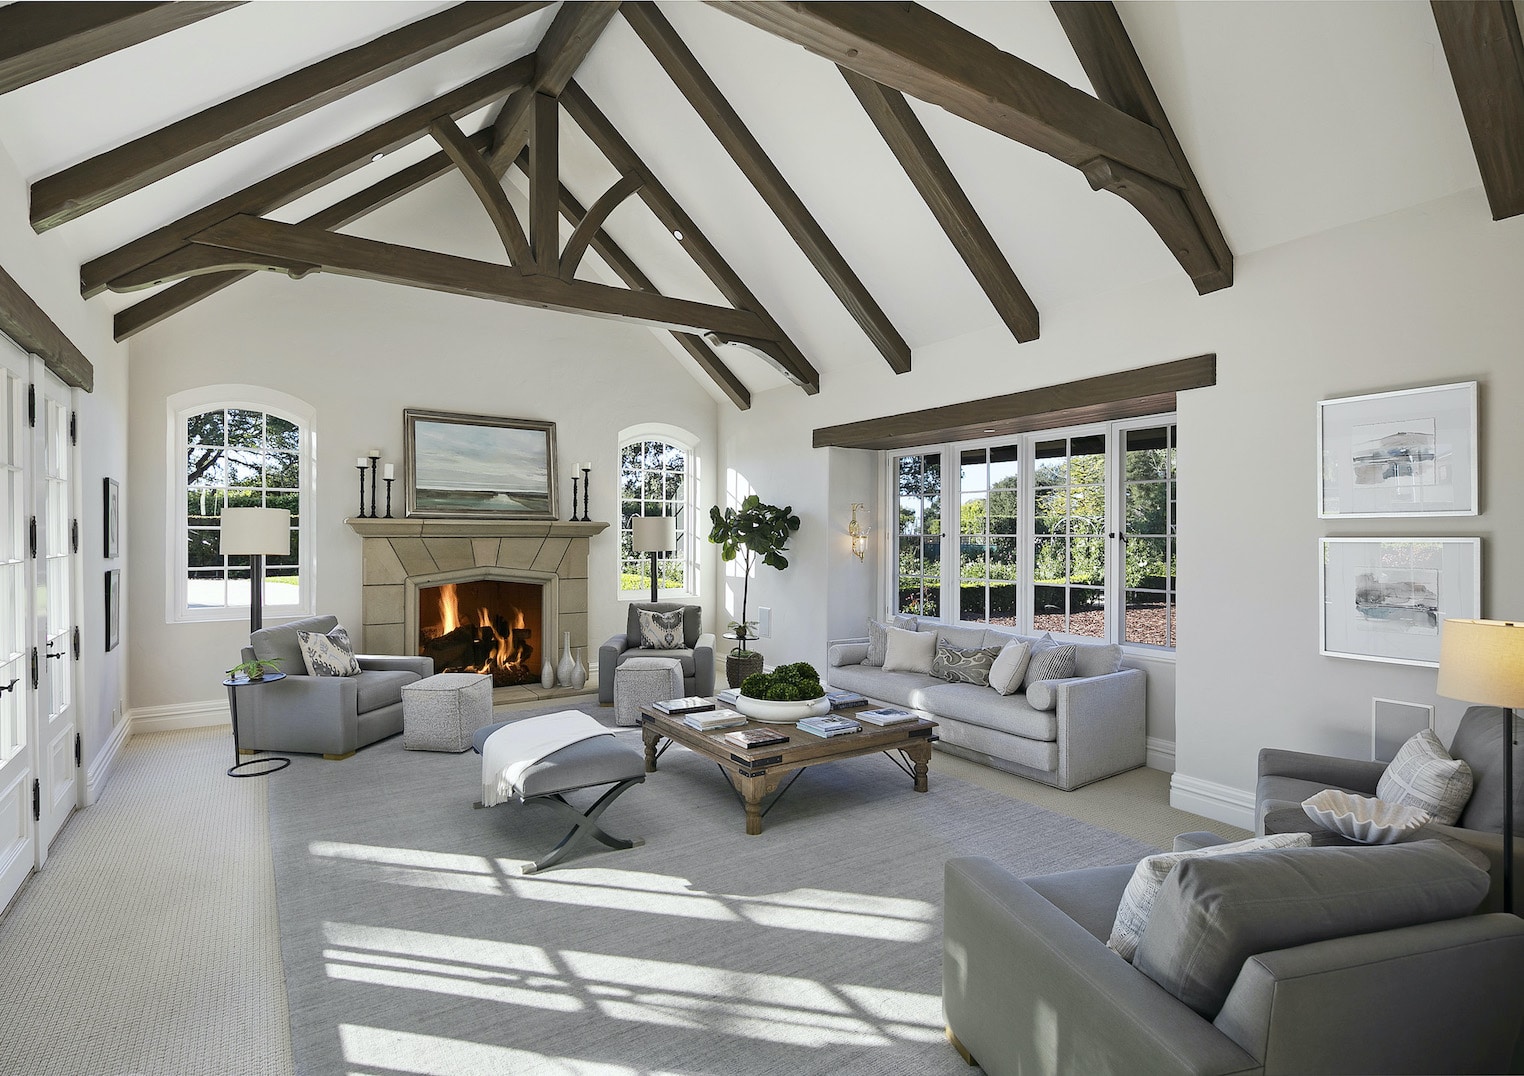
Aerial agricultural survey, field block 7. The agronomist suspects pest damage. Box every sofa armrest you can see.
[358,654,433,677]
[828,641,869,667]
[1429,826,1524,915]
[1256,747,1385,795]
[1051,668,1147,790]
[945,857,1258,1075]
[234,673,360,755]
[693,633,716,697]
[598,634,631,704]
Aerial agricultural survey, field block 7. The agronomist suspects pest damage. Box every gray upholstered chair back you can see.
[250,614,339,674]
[1452,705,1524,833]
[625,602,700,649]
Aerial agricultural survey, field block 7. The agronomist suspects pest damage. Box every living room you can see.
[1,2,1522,1073]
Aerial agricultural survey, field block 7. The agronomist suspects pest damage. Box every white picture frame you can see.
[1320,537,1481,667]
[1317,381,1478,517]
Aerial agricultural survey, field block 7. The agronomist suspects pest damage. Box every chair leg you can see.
[946,1027,977,1067]
[520,778,644,874]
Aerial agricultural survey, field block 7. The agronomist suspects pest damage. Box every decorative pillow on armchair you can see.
[297,625,361,677]
[1376,729,1473,826]
[637,608,686,650]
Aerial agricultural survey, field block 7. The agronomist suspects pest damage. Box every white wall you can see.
[0,144,131,793]
[718,187,1524,827]
[125,174,720,715]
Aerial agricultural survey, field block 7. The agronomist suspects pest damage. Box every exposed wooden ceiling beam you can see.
[30,2,546,232]
[712,1,1183,186]
[1432,0,1524,221]
[0,261,93,390]
[560,173,643,281]
[0,2,241,97]
[186,215,780,339]
[529,93,561,273]
[1052,1,1232,293]
[561,81,820,393]
[488,1,622,175]
[429,116,532,267]
[622,2,911,375]
[839,68,1039,343]
[113,133,490,341]
[813,354,1215,450]
[81,56,534,297]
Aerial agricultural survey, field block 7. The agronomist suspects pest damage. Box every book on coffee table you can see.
[653,696,716,716]
[826,690,869,709]
[723,726,789,749]
[797,715,862,738]
[856,707,917,726]
[683,708,747,730]
[715,688,741,706]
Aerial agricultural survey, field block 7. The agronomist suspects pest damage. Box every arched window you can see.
[618,426,697,599]
[167,386,315,623]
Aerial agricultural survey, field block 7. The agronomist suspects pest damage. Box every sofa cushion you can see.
[1025,678,1062,712]
[1377,729,1473,826]
[987,641,1032,695]
[637,608,686,650]
[1134,841,1490,1019]
[933,623,988,650]
[616,647,696,678]
[297,625,361,677]
[1106,833,1312,962]
[931,643,1001,685]
[982,627,1040,652]
[915,682,1056,741]
[356,669,421,714]
[251,614,339,672]
[825,664,939,708]
[1451,705,1524,833]
[1073,642,1124,678]
[883,627,937,673]
[1026,863,1136,943]
[625,602,699,648]
[1023,643,1075,688]
[1257,774,1371,827]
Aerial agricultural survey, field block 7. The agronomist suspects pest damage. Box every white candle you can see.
[579,461,592,471]
[367,449,381,459]
[383,464,394,480]
[356,457,367,468]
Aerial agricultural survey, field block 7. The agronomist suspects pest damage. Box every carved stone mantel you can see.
[345,518,609,539]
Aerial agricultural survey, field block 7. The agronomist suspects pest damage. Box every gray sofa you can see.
[598,601,715,705]
[235,614,433,758]
[944,837,1524,1075]
[826,617,1145,790]
[1257,704,1524,914]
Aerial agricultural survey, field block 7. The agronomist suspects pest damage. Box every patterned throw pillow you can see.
[1106,833,1313,962]
[1376,729,1474,826]
[1023,643,1076,689]
[637,609,685,650]
[931,644,1002,686]
[987,641,1032,695]
[297,625,361,677]
[864,615,918,667]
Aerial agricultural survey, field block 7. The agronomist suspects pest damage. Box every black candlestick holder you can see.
[356,463,368,517]
[383,477,394,518]
[581,466,591,521]
[569,476,582,522]
[368,456,380,518]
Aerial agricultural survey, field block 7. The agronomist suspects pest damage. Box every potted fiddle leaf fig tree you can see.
[708,494,801,687]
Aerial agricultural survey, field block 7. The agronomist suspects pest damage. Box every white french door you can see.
[0,337,35,909]
[34,363,76,856]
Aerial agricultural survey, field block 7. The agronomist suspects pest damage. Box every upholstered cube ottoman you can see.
[613,656,684,727]
[402,672,494,752]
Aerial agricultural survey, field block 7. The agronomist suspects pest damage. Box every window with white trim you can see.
[168,388,315,623]
[618,429,697,598]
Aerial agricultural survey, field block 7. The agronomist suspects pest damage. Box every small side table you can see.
[223,673,292,778]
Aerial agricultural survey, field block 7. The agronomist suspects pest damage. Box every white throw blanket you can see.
[480,710,615,807]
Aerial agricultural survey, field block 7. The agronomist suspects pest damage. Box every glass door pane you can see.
[956,444,1020,626]
[1032,434,1107,637]
[1123,425,1177,647]
[894,452,941,617]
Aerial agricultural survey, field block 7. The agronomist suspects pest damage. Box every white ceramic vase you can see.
[541,658,555,689]
[570,647,587,690]
[556,631,575,686]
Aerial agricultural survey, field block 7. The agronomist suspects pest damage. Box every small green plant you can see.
[741,661,824,702]
[227,657,282,681]
[727,619,759,642]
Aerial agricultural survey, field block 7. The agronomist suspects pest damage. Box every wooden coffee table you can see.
[638,704,938,835]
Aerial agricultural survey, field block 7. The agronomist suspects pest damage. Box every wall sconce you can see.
[848,502,868,561]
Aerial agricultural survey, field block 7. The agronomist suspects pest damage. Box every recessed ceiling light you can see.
[671,229,683,241]
[371,151,385,163]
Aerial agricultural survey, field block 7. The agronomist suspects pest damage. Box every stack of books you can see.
[716,688,741,706]
[723,726,789,749]
[683,708,747,731]
[826,689,870,709]
[797,715,862,738]
[856,707,918,726]
[653,697,715,716]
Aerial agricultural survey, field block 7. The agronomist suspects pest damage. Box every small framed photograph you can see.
[103,478,119,558]
[104,569,121,652]
[1320,537,1481,667]
[1318,381,1478,517]
[404,409,557,519]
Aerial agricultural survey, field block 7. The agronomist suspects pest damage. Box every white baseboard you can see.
[1170,772,1256,832]
[130,698,230,735]
[83,716,132,807]
[1145,736,1176,772]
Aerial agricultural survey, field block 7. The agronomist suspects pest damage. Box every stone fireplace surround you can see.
[347,518,608,703]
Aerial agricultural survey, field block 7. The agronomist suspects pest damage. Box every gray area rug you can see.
[268,702,1157,1075]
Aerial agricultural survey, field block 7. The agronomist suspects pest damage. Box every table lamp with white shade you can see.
[631,516,677,603]
[1436,617,1524,914]
[220,506,291,634]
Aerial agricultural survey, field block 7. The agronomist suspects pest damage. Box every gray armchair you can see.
[598,602,714,704]
[234,615,433,759]
[1257,705,1523,913]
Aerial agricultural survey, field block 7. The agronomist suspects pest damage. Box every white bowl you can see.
[733,694,832,724]
[1302,789,1431,844]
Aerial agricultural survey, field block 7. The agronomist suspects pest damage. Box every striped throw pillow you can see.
[1023,643,1076,689]
[1376,729,1474,826]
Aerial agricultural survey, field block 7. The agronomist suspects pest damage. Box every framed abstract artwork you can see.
[1318,382,1478,517]
[404,409,557,520]
[103,478,119,558]
[105,569,121,652]
[1319,537,1480,667]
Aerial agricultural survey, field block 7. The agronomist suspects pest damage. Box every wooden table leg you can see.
[907,742,932,793]
[738,772,766,835]
[641,724,659,773]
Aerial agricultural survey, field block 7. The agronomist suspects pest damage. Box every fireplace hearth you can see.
[418,580,543,686]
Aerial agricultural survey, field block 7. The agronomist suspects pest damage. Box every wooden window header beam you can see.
[0,264,94,391]
[812,354,1214,450]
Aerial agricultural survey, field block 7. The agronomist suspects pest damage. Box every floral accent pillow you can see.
[931,644,1003,686]
[296,625,361,677]
[638,609,686,650]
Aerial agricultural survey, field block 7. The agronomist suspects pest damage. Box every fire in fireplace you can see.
[418,580,543,687]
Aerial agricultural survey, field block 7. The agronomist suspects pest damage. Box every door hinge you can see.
[26,385,35,428]
[69,410,77,445]
[28,516,36,558]
[31,779,39,822]
[74,732,81,768]
[30,647,38,689]
[72,626,80,660]
[70,518,78,554]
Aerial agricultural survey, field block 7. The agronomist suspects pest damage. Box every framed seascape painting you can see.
[1320,538,1480,667]
[404,409,557,520]
[1318,381,1478,517]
